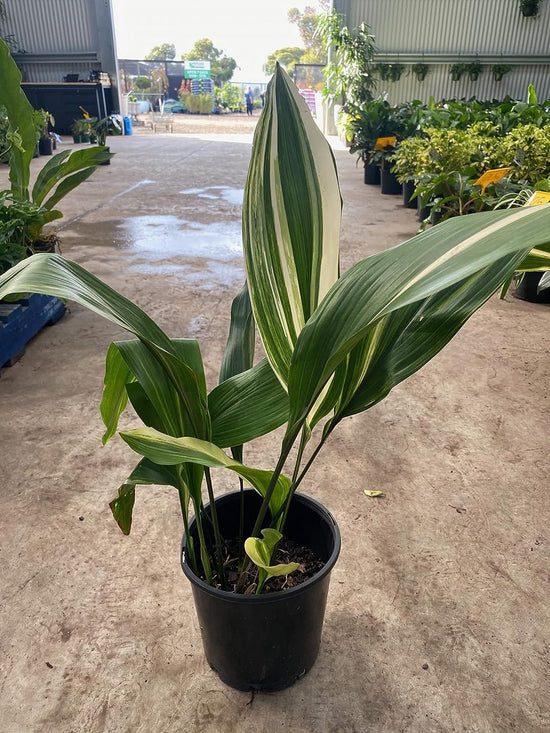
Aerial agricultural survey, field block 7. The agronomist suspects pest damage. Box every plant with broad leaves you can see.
[1,63,550,593]
[0,39,112,249]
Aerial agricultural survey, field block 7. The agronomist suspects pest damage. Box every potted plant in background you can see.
[520,0,541,16]
[34,108,55,155]
[70,117,91,143]
[450,63,467,81]
[2,62,550,692]
[492,64,513,82]
[411,62,429,82]
[467,62,483,81]
[89,113,122,163]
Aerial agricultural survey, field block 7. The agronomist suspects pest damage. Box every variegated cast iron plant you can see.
[1,64,550,592]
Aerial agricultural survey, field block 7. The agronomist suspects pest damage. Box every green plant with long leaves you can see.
[1,65,550,595]
[317,10,377,108]
[0,39,112,245]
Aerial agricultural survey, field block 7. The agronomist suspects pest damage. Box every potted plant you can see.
[466,62,483,81]
[2,63,550,691]
[450,63,467,81]
[34,108,55,155]
[520,0,541,16]
[70,117,91,143]
[89,114,122,163]
[492,64,512,82]
[411,62,429,82]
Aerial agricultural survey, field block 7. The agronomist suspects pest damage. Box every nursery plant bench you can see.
[150,113,174,133]
[0,293,66,369]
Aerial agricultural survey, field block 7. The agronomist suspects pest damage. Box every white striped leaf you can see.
[286,205,550,437]
[243,63,341,388]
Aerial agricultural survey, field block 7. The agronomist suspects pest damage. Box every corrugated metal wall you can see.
[342,0,550,102]
[0,0,118,94]
[2,0,97,55]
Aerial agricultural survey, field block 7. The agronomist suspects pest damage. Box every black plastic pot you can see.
[417,196,431,222]
[514,272,550,303]
[380,165,402,195]
[364,163,381,185]
[181,489,341,691]
[38,137,53,155]
[402,179,417,208]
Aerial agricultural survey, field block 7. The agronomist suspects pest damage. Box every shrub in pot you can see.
[2,62,550,691]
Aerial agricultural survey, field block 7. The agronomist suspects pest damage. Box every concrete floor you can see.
[0,119,549,732]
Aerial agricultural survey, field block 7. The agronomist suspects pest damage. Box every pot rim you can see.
[180,489,341,604]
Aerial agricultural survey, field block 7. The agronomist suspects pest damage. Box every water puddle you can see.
[117,215,243,260]
[116,215,244,284]
[179,185,244,206]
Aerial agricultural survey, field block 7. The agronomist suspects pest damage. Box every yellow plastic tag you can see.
[375,135,397,150]
[474,168,511,192]
[525,191,550,207]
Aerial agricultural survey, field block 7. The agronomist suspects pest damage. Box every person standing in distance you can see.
[245,87,254,116]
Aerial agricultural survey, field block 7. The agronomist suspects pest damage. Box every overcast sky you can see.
[110,0,308,83]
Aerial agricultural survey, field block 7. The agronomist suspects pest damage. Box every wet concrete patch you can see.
[179,186,244,206]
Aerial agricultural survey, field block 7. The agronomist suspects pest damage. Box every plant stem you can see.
[177,482,197,575]
[204,467,227,589]
[192,496,213,585]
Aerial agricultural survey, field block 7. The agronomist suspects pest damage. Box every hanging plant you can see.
[492,64,512,81]
[389,63,405,82]
[520,0,541,16]
[467,62,483,81]
[449,63,467,81]
[375,63,392,81]
[411,63,429,82]
[375,63,405,82]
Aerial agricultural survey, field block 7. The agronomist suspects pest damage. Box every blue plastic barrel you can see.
[123,116,133,135]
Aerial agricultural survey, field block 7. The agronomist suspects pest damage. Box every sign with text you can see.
[184,60,211,79]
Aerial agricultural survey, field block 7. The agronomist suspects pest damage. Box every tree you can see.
[263,47,304,76]
[287,3,329,64]
[182,38,237,85]
[145,43,176,61]
[133,76,151,91]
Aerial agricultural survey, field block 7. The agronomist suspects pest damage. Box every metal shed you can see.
[0,0,120,133]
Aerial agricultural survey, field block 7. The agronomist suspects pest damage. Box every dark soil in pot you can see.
[181,489,341,691]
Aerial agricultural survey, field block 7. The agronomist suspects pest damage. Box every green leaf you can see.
[209,358,288,448]
[242,64,341,388]
[219,282,255,384]
[32,147,112,208]
[118,427,291,518]
[0,39,36,198]
[244,528,299,577]
[286,205,550,437]
[100,343,133,444]
[0,254,209,440]
[109,483,136,535]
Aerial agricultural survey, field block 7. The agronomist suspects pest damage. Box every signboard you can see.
[525,191,550,206]
[474,167,511,193]
[184,60,211,80]
[374,136,397,150]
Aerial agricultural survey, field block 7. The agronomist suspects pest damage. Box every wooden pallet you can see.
[0,293,66,368]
